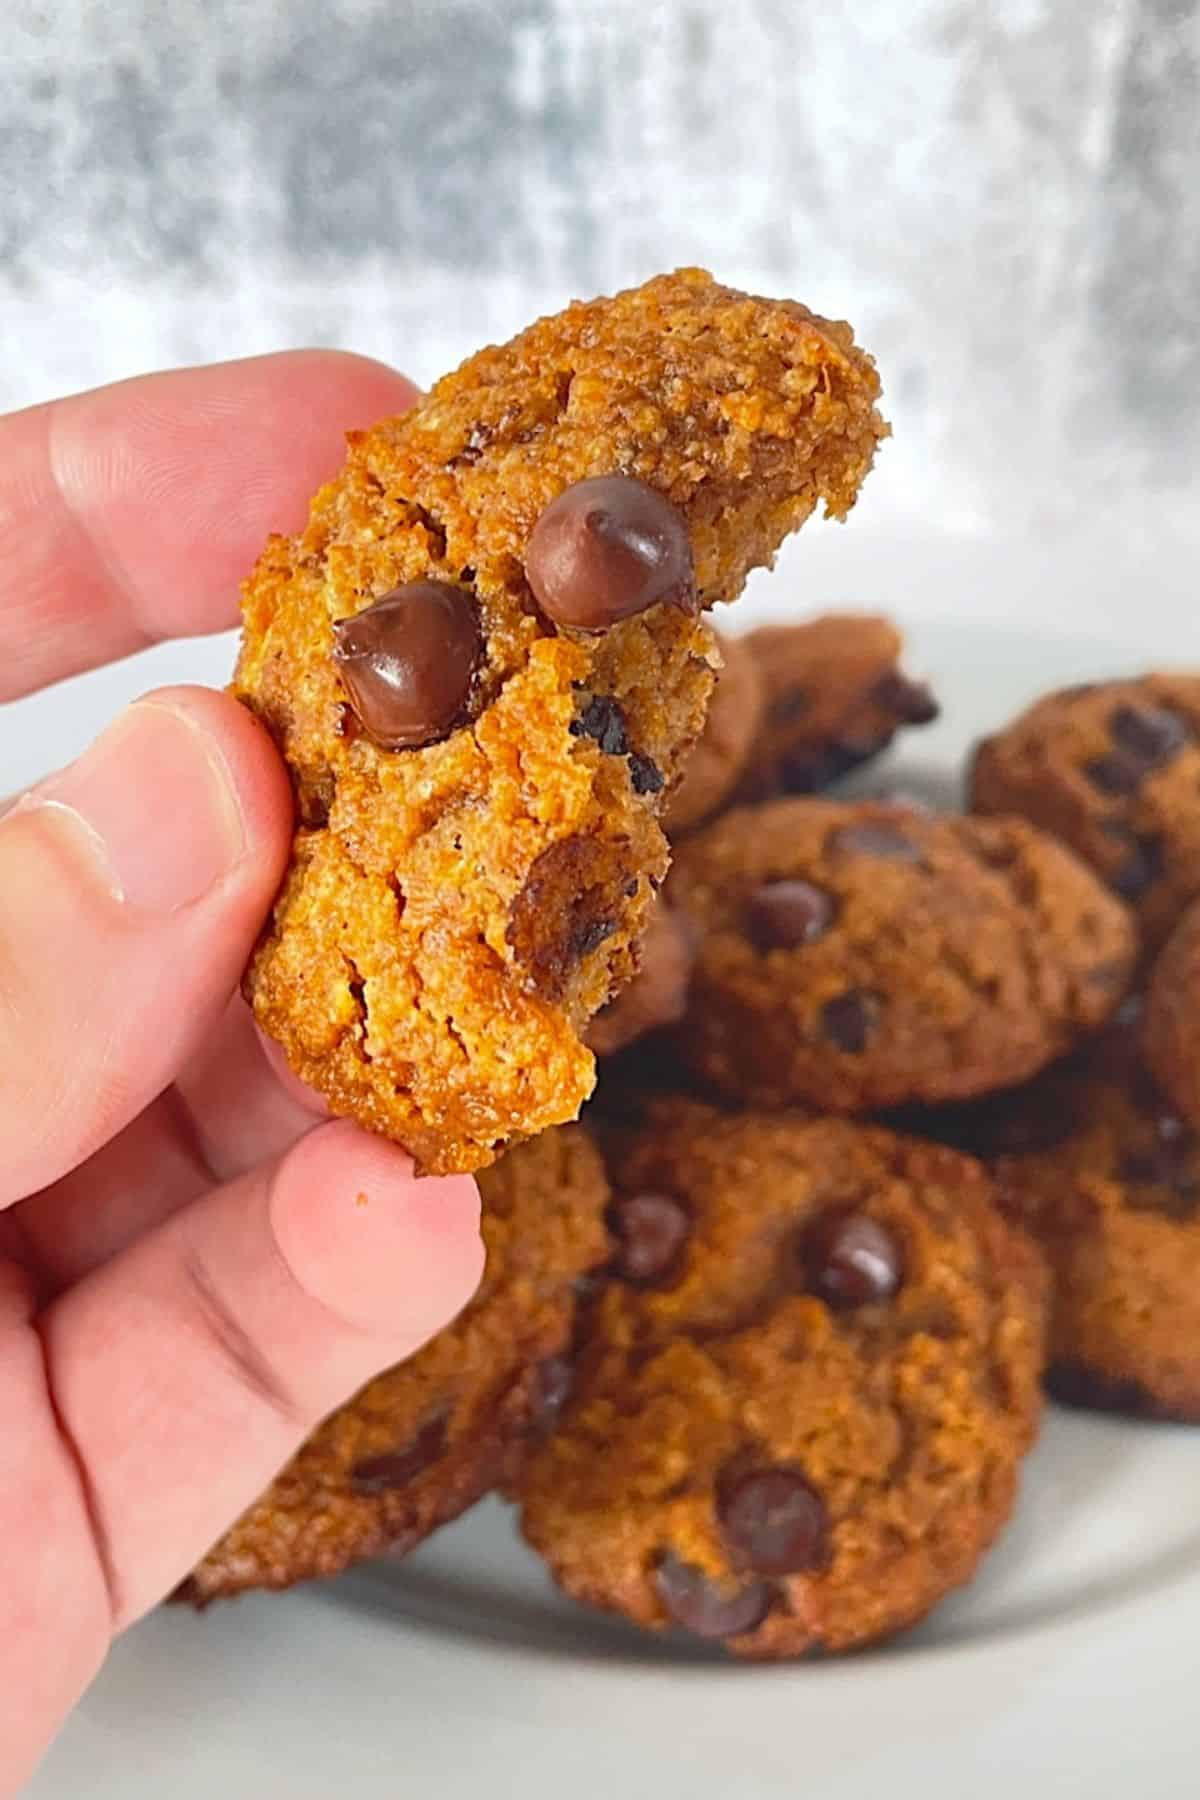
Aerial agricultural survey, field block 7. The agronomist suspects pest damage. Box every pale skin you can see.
[0,352,487,1791]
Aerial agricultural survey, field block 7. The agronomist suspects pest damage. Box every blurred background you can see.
[3,0,1198,634]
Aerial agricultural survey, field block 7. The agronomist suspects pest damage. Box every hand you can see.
[0,353,485,1790]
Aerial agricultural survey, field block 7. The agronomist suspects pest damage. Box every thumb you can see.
[0,685,293,1205]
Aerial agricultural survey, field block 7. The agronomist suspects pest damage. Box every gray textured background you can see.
[4,0,1200,539]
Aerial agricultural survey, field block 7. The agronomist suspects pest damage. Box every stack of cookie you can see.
[183,269,1198,1663]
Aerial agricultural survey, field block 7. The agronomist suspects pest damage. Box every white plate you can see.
[27,532,1200,1798]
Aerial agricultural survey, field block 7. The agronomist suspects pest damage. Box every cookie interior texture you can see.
[235,268,887,1173]
[183,1127,610,1602]
[518,1102,1046,1658]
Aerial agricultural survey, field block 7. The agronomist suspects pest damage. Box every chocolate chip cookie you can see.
[235,269,886,1174]
[585,901,695,1057]
[739,613,938,799]
[934,1031,1200,1422]
[1144,898,1200,1132]
[970,675,1200,949]
[666,798,1135,1112]
[664,631,765,833]
[183,1126,610,1602]
[517,1102,1046,1657]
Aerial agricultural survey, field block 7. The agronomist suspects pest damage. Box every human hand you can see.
[0,353,485,1791]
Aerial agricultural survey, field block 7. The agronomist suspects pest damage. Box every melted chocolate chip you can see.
[746,880,836,951]
[629,752,665,795]
[871,669,940,725]
[829,820,923,861]
[654,1553,772,1639]
[717,1467,829,1575]
[332,582,481,751]
[1110,704,1190,767]
[820,989,882,1052]
[570,694,630,756]
[609,1192,691,1286]
[525,475,696,632]
[573,916,618,960]
[350,1413,449,1494]
[803,1208,904,1307]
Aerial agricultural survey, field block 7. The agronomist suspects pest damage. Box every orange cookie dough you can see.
[971,675,1200,949]
[183,1127,609,1602]
[667,798,1135,1112]
[235,270,886,1173]
[518,1103,1046,1657]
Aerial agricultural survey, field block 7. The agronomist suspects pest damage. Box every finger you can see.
[16,999,323,1295]
[34,1121,483,1630]
[0,349,418,699]
[0,684,292,1206]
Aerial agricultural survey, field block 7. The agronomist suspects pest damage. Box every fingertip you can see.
[269,1120,485,1347]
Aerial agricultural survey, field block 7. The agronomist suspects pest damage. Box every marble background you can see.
[3,0,1199,544]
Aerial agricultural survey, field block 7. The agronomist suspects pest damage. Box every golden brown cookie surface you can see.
[237,270,886,1173]
[971,675,1200,949]
[518,1103,1045,1657]
[183,1127,610,1603]
[667,798,1135,1112]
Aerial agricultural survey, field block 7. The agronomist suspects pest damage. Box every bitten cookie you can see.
[183,1127,610,1602]
[236,269,886,1174]
[1144,898,1200,1131]
[739,612,938,798]
[667,798,1135,1112]
[970,675,1200,949]
[928,1030,1200,1423]
[518,1103,1046,1658]
[664,631,765,833]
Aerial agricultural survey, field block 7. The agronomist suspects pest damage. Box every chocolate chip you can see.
[628,752,665,795]
[570,694,630,756]
[1110,704,1190,767]
[829,820,923,861]
[573,916,617,959]
[779,735,890,794]
[1102,825,1164,901]
[350,1413,449,1494]
[717,1467,829,1575]
[802,1209,903,1307]
[332,582,481,751]
[871,669,940,725]
[820,989,882,1053]
[525,475,696,632]
[1084,753,1142,796]
[529,1356,575,1432]
[609,1192,691,1286]
[746,880,836,951]
[654,1553,772,1639]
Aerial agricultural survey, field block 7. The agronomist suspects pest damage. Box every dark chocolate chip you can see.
[529,1356,575,1431]
[828,820,924,861]
[332,582,481,751]
[802,1208,904,1307]
[609,1191,691,1286]
[350,1413,449,1494]
[746,880,836,951]
[780,735,890,794]
[654,1553,772,1639]
[570,694,631,756]
[525,475,696,632]
[820,989,882,1052]
[1110,703,1191,767]
[1084,753,1142,797]
[628,752,665,795]
[871,669,940,725]
[1102,825,1164,901]
[717,1467,829,1575]
[573,916,618,960]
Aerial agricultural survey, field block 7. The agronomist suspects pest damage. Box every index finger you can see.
[0,350,419,700]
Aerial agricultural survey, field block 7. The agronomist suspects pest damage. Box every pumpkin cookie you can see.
[235,269,885,1174]
[1144,899,1200,1132]
[740,613,938,798]
[184,1127,610,1602]
[667,798,1135,1112]
[585,901,695,1057]
[518,1103,1046,1657]
[664,631,765,833]
[971,675,1200,949]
